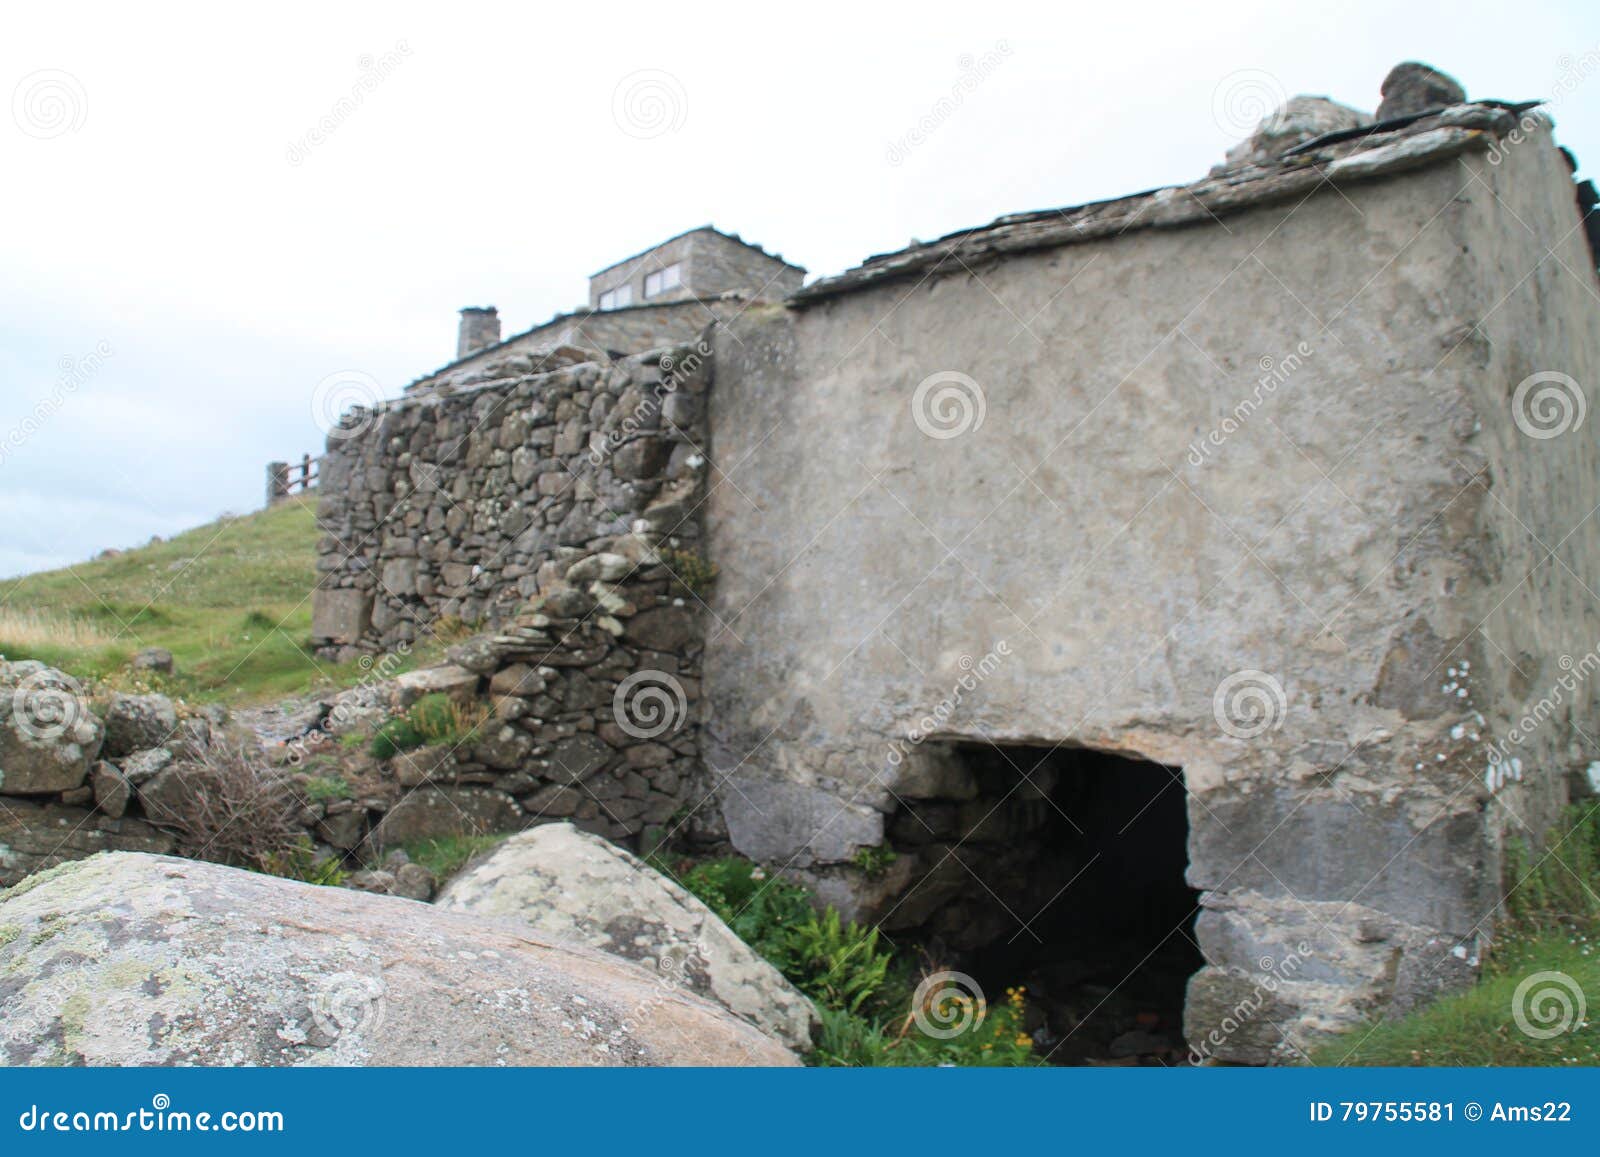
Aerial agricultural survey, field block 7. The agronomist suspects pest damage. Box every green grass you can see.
[0,498,441,704]
[370,693,488,758]
[399,834,510,880]
[1312,803,1600,1066]
[1308,934,1597,1066]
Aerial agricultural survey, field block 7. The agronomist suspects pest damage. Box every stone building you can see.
[311,63,1600,1062]
[405,226,802,394]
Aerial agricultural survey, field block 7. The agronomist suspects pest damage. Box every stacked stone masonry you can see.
[312,339,718,851]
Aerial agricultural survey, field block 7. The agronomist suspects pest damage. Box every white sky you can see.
[3,0,1597,577]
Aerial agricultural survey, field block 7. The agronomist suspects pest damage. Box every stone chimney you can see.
[457,306,500,360]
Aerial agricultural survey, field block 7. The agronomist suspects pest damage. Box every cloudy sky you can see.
[3,0,1597,577]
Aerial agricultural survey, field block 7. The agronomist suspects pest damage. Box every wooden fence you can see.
[265,455,320,505]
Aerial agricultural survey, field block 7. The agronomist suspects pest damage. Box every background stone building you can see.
[404,227,802,395]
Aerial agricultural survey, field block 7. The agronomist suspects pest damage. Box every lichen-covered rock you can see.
[0,852,798,1066]
[437,822,817,1051]
[101,693,178,760]
[0,660,103,796]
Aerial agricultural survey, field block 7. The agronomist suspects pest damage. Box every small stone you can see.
[489,664,546,697]
[1375,61,1466,121]
[119,747,174,784]
[131,647,175,674]
[102,694,178,760]
[91,761,131,818]
[392,861,437,900]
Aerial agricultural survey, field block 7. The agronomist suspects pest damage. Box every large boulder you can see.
[437,823,817,1051]
[0,852,797,1066]
[101,693,178,759]
[0,660,103,795]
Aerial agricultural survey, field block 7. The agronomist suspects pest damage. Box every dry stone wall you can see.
[311,339,719,851]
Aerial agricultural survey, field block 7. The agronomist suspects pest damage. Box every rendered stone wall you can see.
[700,128,1600,1058]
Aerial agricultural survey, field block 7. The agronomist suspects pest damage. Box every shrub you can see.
[147,734,303,871]
[771,907,893,1014]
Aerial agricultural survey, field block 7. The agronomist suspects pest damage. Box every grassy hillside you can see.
[0,497,413,703]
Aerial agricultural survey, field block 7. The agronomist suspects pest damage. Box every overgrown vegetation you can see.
[661,855,1033,1066]
[369,693,488,759]
[146,734,344,886]
[1311,803,1600,1066]
[399,834,509,880]
[0,499,447,704]
[301,775,352,804]
[657,547,717,598]
[260,838,350,887]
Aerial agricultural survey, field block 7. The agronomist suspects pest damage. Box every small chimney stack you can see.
[456,306,500,360]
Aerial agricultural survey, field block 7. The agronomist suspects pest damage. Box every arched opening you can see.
[880,742,1202,1065]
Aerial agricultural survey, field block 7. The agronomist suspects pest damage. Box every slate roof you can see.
[791,102,1541,306]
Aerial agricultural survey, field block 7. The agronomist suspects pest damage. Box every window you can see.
[643,262,682,298]
[598,284,633,310]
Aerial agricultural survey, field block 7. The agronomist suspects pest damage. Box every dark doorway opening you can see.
[884,743,1201,1065]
